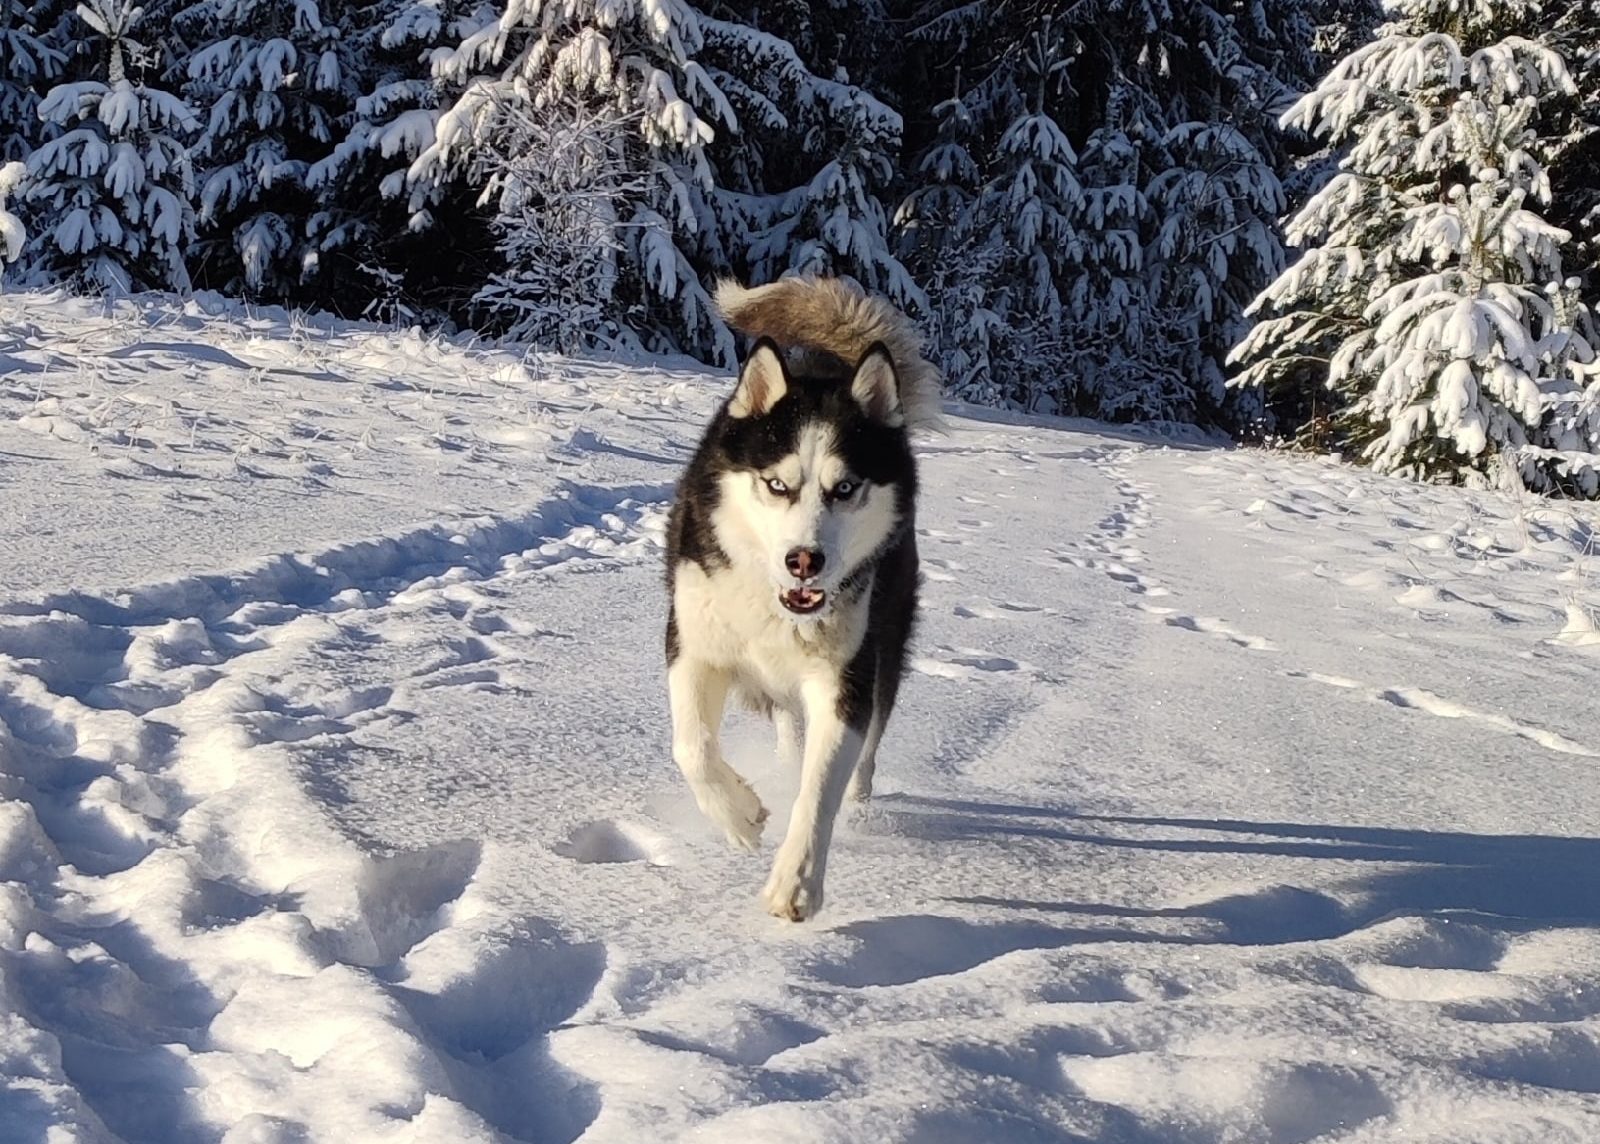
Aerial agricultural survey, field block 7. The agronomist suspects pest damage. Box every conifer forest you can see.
[4,0,1599,494]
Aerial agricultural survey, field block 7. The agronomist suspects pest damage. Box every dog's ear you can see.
[851,342,904,426]
[728,338,789,419]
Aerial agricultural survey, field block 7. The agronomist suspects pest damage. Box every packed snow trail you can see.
[1,292,1598,1141]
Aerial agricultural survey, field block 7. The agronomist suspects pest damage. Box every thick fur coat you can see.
[663,276,941,920]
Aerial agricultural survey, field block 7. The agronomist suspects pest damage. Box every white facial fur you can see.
[711,421,900,613]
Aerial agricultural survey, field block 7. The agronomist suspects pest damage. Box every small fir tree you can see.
[23,0,197,292]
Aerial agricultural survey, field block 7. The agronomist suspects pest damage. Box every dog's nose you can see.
[785,547,825,580]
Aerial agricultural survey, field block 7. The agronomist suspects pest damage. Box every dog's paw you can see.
[761,855,823,921]
[694,767,769,852]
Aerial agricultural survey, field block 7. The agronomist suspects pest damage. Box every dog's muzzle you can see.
[780,546,828,614]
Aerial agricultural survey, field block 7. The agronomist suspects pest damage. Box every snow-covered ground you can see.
[2,290,1598,1143]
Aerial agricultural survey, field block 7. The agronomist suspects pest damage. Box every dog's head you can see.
[710,338,914,619]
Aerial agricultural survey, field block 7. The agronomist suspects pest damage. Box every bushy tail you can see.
[714,276,944,433]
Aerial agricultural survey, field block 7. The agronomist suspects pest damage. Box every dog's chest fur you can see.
[671,558,870,703]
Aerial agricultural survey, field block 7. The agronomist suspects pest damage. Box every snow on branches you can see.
[0,160,26,269]
[23,0,196,293]
[1230,0,1600,491]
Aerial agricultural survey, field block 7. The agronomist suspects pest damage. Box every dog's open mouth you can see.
[779,587,827,615]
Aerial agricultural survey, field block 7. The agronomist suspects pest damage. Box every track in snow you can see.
[0,480,668,1142]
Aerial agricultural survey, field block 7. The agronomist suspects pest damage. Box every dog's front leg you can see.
[761,676,869,920]
[668,656,768,850]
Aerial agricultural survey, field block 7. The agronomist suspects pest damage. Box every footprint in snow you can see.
[953,601,1050,621]
[556,819,674,866]
[912,647,1027,679]
[1162,613,1277,652]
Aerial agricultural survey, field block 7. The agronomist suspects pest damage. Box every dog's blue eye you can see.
[764,477,789,495]
[833,480,856,499]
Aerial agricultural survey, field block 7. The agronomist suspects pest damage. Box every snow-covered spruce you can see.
[1139,118,1285,427]
[966,21,1082,414]
[1549,0,1600,290]
[897,86,1004,407]
[472,99,643,352]
[706,15,921,315]
[301,0,468,320]
[22,0,196,293]
[1527,284,1600,494]
[1,0,66,165]
[1048,91,1155,418]
[181,0,358,298]
[411,0,736,363]
[1231,0,1600,492]
[895,0,1316,429]
[408,1,917,359]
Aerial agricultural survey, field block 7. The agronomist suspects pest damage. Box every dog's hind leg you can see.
[847,639,905,803]
[773,707,802,770]
[761,669,873,921]
[668,656,769,850]
[845,708,885,803]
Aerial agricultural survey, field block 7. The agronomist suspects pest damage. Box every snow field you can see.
[1,292,1599,1141]
[0,479,674,1141]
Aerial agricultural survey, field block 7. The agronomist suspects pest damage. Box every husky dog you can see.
[664,276,941,921]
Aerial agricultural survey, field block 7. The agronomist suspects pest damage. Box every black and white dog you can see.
[664,277,942,920]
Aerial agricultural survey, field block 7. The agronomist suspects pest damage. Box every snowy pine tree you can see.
[1061,0,1310,427]
[1,0,66,163]
[748,85,921,309]
[302,0,486,319]
[471,99,645,350]
[706,7,921,312]
[1537,1,1600,492]
[1060,89,1168,419]
[1549,2,1600,292]
[412,0,737,362]
[1140,118,1286,425]
[181,0,358,297]
[23,0,197,292]
[897,0,1320,426]
[967,20,1081,412]
[1307,0,1384,57]
[1528,280,1600,494]
[1231,0,1599,490]
[896,82,1002,405]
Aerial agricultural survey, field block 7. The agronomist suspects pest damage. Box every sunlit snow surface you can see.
[1,291,1598,1142]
